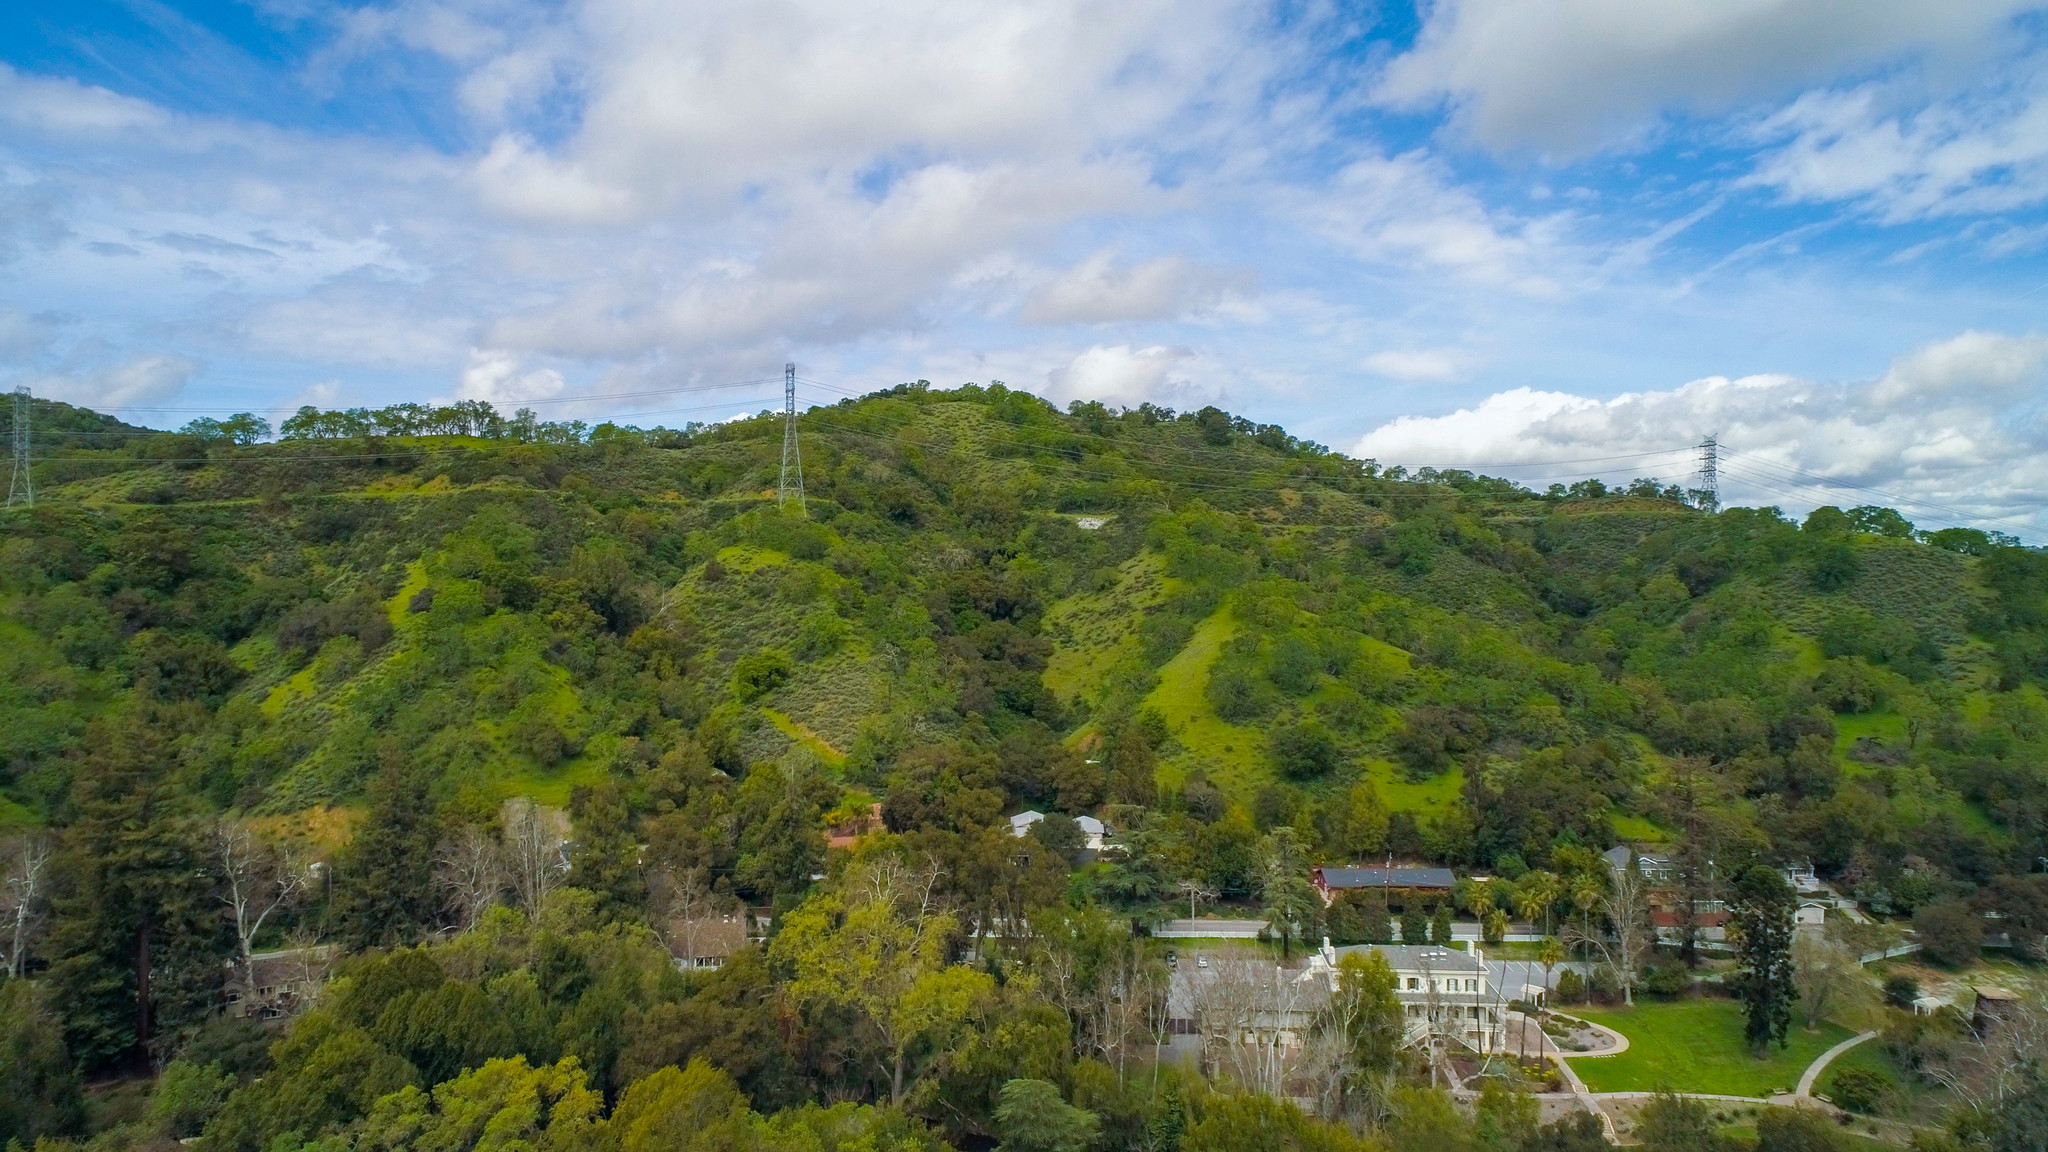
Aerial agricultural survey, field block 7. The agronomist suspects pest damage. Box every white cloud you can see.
[1041,344,1227,408]
[1301,152,1566,295]
[1361,348,1475,382]
[1745,77,2048,220]
[1019,250,1243,324]
[455,348,566,407]
[1355,329,2048,532]
[239,276,469,368]
[465,0,1263,223]
[16,354,201,409]
[0,64,167,136]
[1378,0,2036,157]
[485,157,1154,360]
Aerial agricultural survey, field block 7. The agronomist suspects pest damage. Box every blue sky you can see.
[4,1,2048,535]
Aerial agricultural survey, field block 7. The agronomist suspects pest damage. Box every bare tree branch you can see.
[213,820,307,990]
[502,797,568,916]
[0,831,52,979]
[434,825,507,931]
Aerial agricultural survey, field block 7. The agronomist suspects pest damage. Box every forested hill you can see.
[4,380,2048,1145]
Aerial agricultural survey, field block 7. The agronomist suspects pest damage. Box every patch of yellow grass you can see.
[762,706,848,768]
[248,805,364,856]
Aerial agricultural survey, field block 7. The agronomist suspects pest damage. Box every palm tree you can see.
[1466,878,1495,920]
[1515,871,1561,936]
[1537,936,1565,1005]
[1570,874,1604,994]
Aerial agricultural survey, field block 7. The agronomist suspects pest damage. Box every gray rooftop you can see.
[1333,943,1486,973]
[1316,865,1455,889]
[1604,845,1672,870]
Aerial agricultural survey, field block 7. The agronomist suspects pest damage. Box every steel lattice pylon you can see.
[6,386,29,509]
[777,362,804,512]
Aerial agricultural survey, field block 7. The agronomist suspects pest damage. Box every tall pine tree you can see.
[329,760,442,950]
[45,704,231,1070]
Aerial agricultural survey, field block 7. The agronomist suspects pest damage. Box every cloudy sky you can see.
[4,1,2047,535]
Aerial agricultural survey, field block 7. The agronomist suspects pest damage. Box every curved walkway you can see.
[1797,1030,1878,1098]
[1547,1012,1631,1057]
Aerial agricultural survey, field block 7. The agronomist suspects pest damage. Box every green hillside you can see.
[6,385,2047,865]
[4,382,2048,1149]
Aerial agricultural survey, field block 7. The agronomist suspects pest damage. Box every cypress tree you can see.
[1730,864,1797,1053]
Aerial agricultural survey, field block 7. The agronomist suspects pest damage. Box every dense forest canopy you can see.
[3,381,2048,1152]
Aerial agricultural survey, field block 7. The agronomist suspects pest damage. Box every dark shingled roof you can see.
[1315,866,1455,889]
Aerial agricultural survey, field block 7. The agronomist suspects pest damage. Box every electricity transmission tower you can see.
[777,362,804,512]
[1692,434,1719,514]
[6,386,29,509]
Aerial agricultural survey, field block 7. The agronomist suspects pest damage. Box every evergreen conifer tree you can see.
[330,762,442,950]
[1730,865,1797,1053]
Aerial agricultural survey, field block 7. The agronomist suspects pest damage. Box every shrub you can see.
[796,611,849,660]
[1270,720,1339,780]
[1912,900,1984,967]
[1809,659,1888,714]
[1827,1065,1896,1115]
[1267,633,1323,695]
[1392,705,1483,773]
[150,1059,236,1139]
[1756,1103,1843,1152]
[731,648,793,702]
[1882,974,1919,1010]
[1811,540,1862,592]
[1641,964,1692,1000]
[1556,969,1586,1002]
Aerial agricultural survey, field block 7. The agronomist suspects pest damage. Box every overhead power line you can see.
[48,377,788,415]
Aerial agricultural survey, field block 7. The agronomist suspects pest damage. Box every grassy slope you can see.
[1144,608,1267,795]
[1042,552,1172,722]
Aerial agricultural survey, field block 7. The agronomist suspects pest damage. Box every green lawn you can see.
[1564,998,1854,1098]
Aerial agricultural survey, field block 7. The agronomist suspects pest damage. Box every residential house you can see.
[1605,844,1726,945]
[1009,810,1109,851]
[1973,986,2023,1035]
[827,803,885,850]
[225,945,334,1021]
[1311,865,1455,908]
[664,913,752,970]
[1159,938,1508,1084]
[1783,861,1825,895]
[1600,844,1677,884]
[1325,942,1508,1055]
